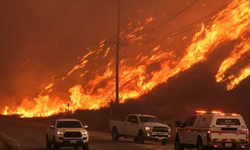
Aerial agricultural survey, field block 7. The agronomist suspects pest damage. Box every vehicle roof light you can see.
[195,110,207,114]
[194,110,223,114]
[232,113,238,116]
[211,111,222,114]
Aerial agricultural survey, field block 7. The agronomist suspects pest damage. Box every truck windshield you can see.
[216,118,241,125]
[139,116,160,123]
[57,121,82,128]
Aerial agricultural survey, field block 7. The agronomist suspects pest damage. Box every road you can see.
[0,118,174,150]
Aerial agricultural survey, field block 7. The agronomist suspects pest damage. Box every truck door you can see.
[185,116,198,144]
[130,116,140,136]
[124,115,135,135]
[181,116,192,144]
[48,120,56,140]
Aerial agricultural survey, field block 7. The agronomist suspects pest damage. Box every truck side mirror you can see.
[175,121,184,128]
[175,121,180,127]
[83,125,88,129]
[50,125,55,129]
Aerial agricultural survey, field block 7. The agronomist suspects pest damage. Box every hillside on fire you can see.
[0,0,250,119]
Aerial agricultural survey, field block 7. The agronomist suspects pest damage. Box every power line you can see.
[143,26,198,44]
[141,0,249,44]
[137,0,199,36]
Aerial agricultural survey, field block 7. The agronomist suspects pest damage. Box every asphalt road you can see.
[0,118,174,150]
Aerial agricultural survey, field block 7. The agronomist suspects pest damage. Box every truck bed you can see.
[109,120,124,134]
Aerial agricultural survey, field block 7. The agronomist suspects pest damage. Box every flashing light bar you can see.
[222,113,238,116]
[194,111,239,116]
[194,110,222,114]
[211,111,222,114]
[195,110,207,114]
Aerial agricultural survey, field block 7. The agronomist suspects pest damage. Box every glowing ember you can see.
[45,83,54,90]
[2,0,250,117]
[152,45,161,52]
[146,17,153,24]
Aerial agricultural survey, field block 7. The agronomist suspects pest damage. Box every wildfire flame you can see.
[2,0,250,117]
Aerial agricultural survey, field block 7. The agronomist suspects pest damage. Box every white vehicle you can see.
[109,114,171,145]
[46,118,89,150]
[174,111,249,150]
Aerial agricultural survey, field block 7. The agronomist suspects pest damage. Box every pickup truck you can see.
[46,118,89,150]
[109,114,171,145]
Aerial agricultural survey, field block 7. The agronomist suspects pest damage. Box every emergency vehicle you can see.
[174,111,249,150]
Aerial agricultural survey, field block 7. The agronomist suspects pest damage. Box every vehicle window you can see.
[184,116,197,126]
[126,116,139,124]
[216,118,241,125]
[189,116,197,126]
[139,116,160,123]
[184,116,192,126]
[56,121,82,128]
[126,116,134,122]
[131,116,139,124]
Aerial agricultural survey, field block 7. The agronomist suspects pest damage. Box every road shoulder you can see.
[0,133,22,150]
[0,135,14,150]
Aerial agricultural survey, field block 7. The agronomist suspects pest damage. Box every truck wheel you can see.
[46,135,52,149]
[112,128,119,141]
[133,138,139,143]
[197,138,203,150]
[138,131,145,144]
[74,146,79,149]
[162,140,168,145]
[82,143,89,150]
[175,138,184,150]
[53,137,59,150]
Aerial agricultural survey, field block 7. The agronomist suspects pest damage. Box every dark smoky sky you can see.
[0,0,118,97]
[0,0,229,105]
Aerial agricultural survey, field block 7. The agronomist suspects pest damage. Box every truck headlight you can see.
[82,131,88,135]
[145,127,151,131]
[57,131,64,135]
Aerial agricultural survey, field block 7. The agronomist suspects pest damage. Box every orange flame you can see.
[216,38,250,83]
[215,37,250,90]
[2,0,250,117]
[226,64,250,90]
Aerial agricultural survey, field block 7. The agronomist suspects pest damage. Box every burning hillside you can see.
[1,0,250,118]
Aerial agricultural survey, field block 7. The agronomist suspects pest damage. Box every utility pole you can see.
[67,102,70,114]
[115,0,121,106]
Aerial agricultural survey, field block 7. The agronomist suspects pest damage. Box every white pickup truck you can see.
[109,114,171,145]
[46,118,89,150]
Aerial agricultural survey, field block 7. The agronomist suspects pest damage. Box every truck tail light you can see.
[207,130,211,142]
[246,131,249,142]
